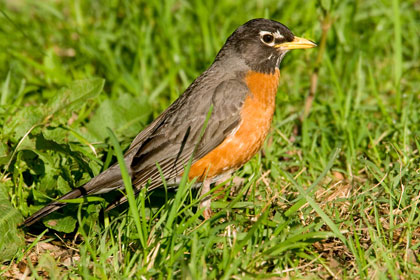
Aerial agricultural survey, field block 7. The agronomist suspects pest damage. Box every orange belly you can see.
[188,69,280,180]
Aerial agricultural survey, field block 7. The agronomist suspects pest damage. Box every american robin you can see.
[23,18,316,227]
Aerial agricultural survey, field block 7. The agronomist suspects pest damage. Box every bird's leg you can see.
[200,180,212,220]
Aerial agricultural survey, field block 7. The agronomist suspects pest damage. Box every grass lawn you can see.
[1,0,420,278]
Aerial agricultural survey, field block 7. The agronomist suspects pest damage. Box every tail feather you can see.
[22,186,87,227]
[22,162,126,227]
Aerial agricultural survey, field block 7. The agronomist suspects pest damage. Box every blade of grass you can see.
[283,147,346,243]
[1,70,11,106]
[107,127,146,250]
[164,104,213,234]
[392,0,402,113]
[284,147,340,217]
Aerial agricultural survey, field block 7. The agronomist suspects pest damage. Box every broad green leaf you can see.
[0,184,24,261]
[3,106,44,140]
[86,92,150,140]
[42,126,74,145]
[0,141,9,165]
[43,212,77,233]
[48,78,105,115]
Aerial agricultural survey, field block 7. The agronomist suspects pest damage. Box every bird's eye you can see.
[262,34,274,44]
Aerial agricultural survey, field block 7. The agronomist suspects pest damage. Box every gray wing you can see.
[107,78,249,208]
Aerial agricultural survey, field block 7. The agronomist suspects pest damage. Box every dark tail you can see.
[22,162,128,227]
[22,186,88,227]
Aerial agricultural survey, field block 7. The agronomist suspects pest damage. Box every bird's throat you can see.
[244,68,280,108]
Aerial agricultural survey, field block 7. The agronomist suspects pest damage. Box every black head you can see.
[216,18,316,74]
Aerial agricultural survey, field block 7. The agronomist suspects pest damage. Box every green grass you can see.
[1,0,420,278]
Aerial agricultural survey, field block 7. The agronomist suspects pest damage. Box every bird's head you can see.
[217,18,316,74]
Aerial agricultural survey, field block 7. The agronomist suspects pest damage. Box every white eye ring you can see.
[259,31,275,46]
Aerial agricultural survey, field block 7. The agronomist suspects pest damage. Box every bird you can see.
[23,18,316,227]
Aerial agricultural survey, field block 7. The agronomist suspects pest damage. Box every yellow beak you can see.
[275,36,317,50]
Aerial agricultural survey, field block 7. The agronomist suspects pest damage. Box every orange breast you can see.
[188,69,280,180]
